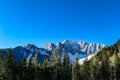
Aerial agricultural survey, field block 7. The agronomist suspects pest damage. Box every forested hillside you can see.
[0,40,120,80]
[80,39,120,80]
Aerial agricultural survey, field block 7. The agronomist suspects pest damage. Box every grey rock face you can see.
[0,40,106,63]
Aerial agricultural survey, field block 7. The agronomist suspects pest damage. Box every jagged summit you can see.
[0,40,106,64]
[24,44,38,50]
[43,43,56,51]
[62,40,74,44]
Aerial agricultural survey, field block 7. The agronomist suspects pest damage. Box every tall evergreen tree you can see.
[110,66,116,80]
[101,55,110,80]
[50,48,61,80]
[0,50,17,80]
[0,53,3,63]
[115,56,120,80]
[72,54,80,80]
[80,59,92,80]
[16,58,27,80]
[92,60,101,80]
[32,53,38,66]
[62,52,69,68]
[61,51,71,80]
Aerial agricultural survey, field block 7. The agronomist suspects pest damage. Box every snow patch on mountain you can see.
[0,40,106,64]
[39,50,49,56]
[78,53,97,65]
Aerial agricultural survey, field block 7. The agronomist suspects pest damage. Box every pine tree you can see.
[101,55,110,80]
[31,53,40,80]
[61,51,71,80]
[0,50,17,80]
[50,48,61,80]
[42,57,48,69]
[92,60,101,80]
[110,66,116,80]
[72,54,80,80]
[16,58,27,80]
[41,57,53,80]
[51,48,60,63]
[81,59,92,80]
[0,53,3,63]
[27,58,35,80]
[0,53,4,80]
[32,53,38,66]
[62,51,69,68]
[115,56,120,80]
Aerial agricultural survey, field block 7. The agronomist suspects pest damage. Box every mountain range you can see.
[0,40,106,64]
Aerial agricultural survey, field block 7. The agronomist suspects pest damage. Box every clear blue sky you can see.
[0,0,120,48]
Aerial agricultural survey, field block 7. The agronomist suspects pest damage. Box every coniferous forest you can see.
[0,40,120,80]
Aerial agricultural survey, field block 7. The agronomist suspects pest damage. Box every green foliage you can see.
[92,60,101,80]
[115,56,120,80]
[0,39,120,80]
[72,55,80,80]
[0,50,17,80]
[62,51,70,68]
[0,53,3,63]
[101,57,110,80]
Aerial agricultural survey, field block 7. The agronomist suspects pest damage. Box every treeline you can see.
[0,49,79,80]
[81,39,120,80]
[0,40,120,80]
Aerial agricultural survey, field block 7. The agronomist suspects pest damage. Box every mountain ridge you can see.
[0,40,106,64]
